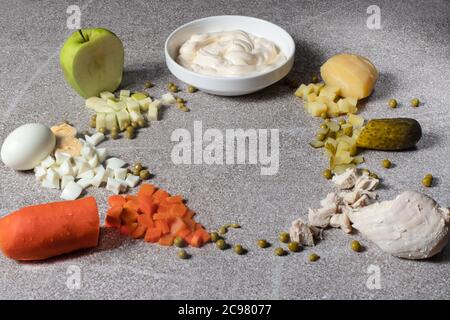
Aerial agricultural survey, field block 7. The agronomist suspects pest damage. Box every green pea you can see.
[288,241,300,252]
[131,121,139,129]
[308,253,320,262]
[320,112,328,119]
[274,247,286,256]
[422,176,433,187]
[381,159,392,169]
[320,123,328,130]
[144,81,153,88]
[410,98,420,107]
[140,169,150,180]
[133,163,143,173]
[174,236,185,248]
[218,226,228,235]
[234,244,245,255]
[187,85,197,93]
[178,249,188,259]
[97,127,106,134]
[388,99,397,108]
[126,125,134,133]
[90,114,97,121]
[323,169,333,180]
[279,232,290,243]
[110,130,119,140]
[350,240,362,252]
[89,120,96,128]
[216,239,227,250]
[124,130,134,139]
[230,223,241,229]
[137,119,146,128]
[338,119,346,126]
[257,239,269,248]
[210,232,220,242]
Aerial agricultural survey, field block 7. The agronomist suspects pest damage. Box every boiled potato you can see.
[320,54,378,99]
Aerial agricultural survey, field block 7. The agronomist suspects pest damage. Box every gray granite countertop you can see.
[0,0,449,300]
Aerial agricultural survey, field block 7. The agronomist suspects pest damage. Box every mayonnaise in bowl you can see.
[176,30,287,77]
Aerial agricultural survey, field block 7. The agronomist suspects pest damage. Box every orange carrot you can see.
[121,208,139,224]
[108,195,126,208]
[137,212,154,228]
[144,227,162,243]
[130,224,147,239]
[152,189,169,204]
[105,184,210,248]
[138,184,156,198]
[105,206,122,228]
[158,234,175,246]
[155,220,170,235]
[0,197,99,261]
[120,222,138,235]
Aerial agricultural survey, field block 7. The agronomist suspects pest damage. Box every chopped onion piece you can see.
[114,168,128,180]
[85,132,105,146]
[61,182,83,200]
[41,155,55,168]
[106,157,126,169]
[125,174,140,188]
[61,175,75,189]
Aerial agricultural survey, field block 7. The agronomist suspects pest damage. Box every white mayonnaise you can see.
[177,30,286,77]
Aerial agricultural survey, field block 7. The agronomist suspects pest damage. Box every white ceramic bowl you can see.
[165,15,295,96]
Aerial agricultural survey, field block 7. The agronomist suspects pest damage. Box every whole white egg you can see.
[1,123,56,170]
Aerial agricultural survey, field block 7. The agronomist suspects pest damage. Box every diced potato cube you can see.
[321,85,341,96]
[348,114,365,128]
[337,97,358,114]
[326,101,339,118]
[306,101,328,117]
[294,84,307,98]
[306,92,318,102]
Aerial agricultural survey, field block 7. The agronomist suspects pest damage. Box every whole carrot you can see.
[0,197,99,261]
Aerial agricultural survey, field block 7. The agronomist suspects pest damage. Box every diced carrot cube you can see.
[155,220,170,234]
[123,198,140,212]
[105,206,122,228]
[163,195,184,204]
[138,198,156,216]
[170,217,188,235]
[108,195,126,207]
[183,216,197,230]
[177,228,191,238]
[158,234,175,246]
[152,189,169,204]
[144,227,162,243]
[190,230,203,247]
[185,210,196,219]
[137,212,154,228]
[120,222,138,235]
[121,208,139,223]
[131,224,147,239]
[138,184,156,198]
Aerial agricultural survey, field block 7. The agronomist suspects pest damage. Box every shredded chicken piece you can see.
[348,191,450,259]
[308,193,339,228]
[331,168,358,189]
[289,218,319,246]
[330,213,352,233]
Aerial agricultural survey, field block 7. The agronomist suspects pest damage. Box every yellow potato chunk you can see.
[337,97,358,114]
[320,53,378,99]
[306,101,327,117]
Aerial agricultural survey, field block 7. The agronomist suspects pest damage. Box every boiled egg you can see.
[1,123,56,170]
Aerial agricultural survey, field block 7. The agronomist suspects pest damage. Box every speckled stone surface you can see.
[0,0,449,300]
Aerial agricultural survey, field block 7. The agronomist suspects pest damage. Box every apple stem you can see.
[78,29,87,42]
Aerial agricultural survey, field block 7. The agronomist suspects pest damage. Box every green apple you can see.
[60,28,124,98]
